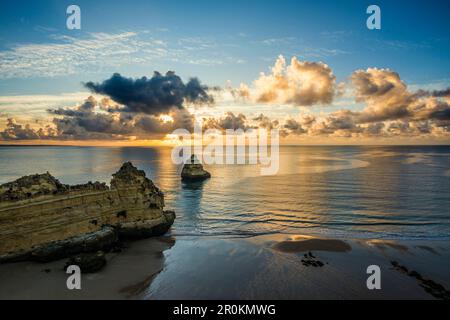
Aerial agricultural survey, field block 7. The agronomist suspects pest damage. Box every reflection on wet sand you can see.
[365,239,410,253]
[0,232,449,300]
[119,270,163,298]
[415,245,441,255]
[272,237,352,253]
[145,233,450,300]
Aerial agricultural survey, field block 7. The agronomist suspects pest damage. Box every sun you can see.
[159,114,174,123]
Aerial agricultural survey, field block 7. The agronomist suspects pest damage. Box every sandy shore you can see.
[0,236,175,300]
[0,234,449,300]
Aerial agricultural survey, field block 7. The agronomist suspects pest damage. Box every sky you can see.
[0,0,449,145]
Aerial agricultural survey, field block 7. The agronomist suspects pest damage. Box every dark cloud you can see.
[364,122,385,135]
[203,112,250,131]
[84,72,213,115]
[135,109,195,134]
[0,96,196,141]
[283,119,307,135]
[414,87,450,99]
[311,110,361,135]
[48,96,97,117]
[46,96,133,139]
[253,114,280,130]
[432,87,450,98]
[52,112,135,139]
[430,108,450,121]
[50,97,195,140]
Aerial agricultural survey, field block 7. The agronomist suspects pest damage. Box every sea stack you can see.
[181,154,211,181]
[0,162,175,263]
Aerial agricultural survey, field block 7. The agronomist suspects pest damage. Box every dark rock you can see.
[30,226,118,263]
[300,253,325,268]
[65,251,106,273]
[118,211,175,240]
[391,261,450,300]
[398,265,409,273]
[181,155,211,181]
[0,172,68,202]
[69,181,109,192]
[408,270,423,280]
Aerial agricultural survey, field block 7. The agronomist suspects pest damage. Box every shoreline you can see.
[1,233,449,300]
[0,236,175,300]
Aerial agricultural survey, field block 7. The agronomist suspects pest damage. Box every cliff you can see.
[181,155,211,181]
[0,162,175,262]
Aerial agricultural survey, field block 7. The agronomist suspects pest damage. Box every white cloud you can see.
[0,32,245,79]
[0,92,98,119]
[0,32,162,79]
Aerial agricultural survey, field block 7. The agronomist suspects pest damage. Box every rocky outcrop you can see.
[0,162,175,263]
[181,155,211,181]
[65,251,107,274]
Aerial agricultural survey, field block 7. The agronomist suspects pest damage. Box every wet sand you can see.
[272,235,352,253]
[0,237,175,300]
[0,234,449,300]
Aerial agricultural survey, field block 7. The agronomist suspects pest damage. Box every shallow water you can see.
[1,145,449,240]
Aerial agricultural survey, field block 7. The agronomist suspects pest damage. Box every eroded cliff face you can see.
[0,162,175,262]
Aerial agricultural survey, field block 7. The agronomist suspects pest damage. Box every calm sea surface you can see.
[1,145,449,240]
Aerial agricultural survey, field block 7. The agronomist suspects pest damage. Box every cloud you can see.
[0,95,198,141]
[48,96,97,117]
[0,118,56,140]
[295,47,349,58]
[309,110,361,135]
[134,109,194,134]
[283,118,307,134]
[350,68,412,123]
[0,32,164,79]
[233,55,338,106]
[431,87,450,98]
[47,97,135,140]
[413,87,450,99]
[430,108,450,121]
[258,37,297,46]
[85,72,213,115]
[347,68,450,126]
[0,32,245,79]
[1,69,213,141]
[203,112,250,131]
[253,114,280,130]
[281,68,450,138]
[48,97,196,140]
[0,92,96,121]
[1,59,449,143]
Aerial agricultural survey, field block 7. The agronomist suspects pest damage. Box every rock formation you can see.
[181,155,211,181]
[0,162,175,263]
[65,251,107,273]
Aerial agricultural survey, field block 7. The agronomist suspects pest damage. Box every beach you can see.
[0,145,449,300]
[1,233,449,300]
[1,0,450,303]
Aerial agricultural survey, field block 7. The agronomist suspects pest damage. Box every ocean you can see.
[1,145,449,240]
